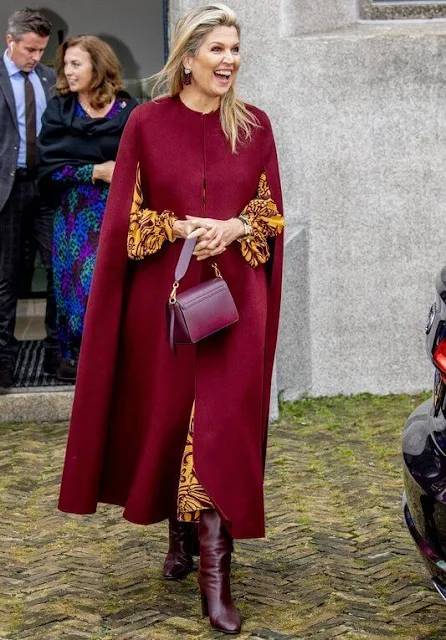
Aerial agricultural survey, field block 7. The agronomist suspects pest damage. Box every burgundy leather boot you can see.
[198,509,241,634]
[163,518,199,579]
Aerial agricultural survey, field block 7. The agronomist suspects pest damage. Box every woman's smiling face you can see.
[184,26,241,100]
[64,45,94,95]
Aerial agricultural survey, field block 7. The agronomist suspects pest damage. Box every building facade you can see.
[170,0,446,400]
[2,0,446,399]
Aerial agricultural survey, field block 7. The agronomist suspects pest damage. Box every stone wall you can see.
[292,21,446,396]
[361,1,446,20]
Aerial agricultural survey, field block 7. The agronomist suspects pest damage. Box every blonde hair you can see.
[56,35,124,109]
[152,3,258,153]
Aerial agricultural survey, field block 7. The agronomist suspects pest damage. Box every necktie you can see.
[20,71,37,170]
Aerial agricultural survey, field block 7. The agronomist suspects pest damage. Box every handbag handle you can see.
[169,237,222,304]
[169,237,197,304]
[169,237,197,354]
[175,237,197,282]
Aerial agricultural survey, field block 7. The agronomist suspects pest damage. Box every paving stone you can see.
[0,396,445,639]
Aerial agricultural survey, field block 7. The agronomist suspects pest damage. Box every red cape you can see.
[58,96,283,539]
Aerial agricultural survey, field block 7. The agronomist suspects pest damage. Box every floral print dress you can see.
[51,99,126,361]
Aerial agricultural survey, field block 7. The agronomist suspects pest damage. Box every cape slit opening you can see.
[177,400,214,522]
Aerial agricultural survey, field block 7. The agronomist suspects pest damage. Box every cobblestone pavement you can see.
[1,393,445,640]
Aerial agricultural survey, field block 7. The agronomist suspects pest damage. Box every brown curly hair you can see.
[56,35,124,109]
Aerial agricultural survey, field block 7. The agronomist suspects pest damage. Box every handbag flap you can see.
[174,278,239,344]
[176,278,228,310]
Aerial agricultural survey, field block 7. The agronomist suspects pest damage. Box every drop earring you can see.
[183,68,192,85]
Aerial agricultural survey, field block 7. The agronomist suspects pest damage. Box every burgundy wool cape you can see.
[58,96,284,539]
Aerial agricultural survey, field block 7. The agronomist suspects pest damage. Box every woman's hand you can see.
[92,160,115,184]
[184,216,244,261]
[172,218,214,241]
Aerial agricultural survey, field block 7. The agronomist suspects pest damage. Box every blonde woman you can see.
[58,4,284,634]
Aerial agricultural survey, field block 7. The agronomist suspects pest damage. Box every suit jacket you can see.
[0,57,56,211]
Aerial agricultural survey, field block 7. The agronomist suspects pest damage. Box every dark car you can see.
[403,266,446,601]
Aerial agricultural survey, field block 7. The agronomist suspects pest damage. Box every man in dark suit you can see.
[0,8,58,388]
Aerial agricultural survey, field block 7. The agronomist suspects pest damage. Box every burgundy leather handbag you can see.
[168,237,239,352]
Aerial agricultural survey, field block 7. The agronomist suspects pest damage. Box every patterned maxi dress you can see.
[51,99,127,361]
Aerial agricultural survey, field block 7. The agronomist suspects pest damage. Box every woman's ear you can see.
[182,55,193,72]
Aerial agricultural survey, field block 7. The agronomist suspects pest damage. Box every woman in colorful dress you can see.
[38,35,137,381]
[58,5,284,634]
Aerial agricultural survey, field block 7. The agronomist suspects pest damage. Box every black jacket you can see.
[37,90,138,204]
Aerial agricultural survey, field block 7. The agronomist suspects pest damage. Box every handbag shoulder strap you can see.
[169,237,197,355]
[175,237,197,282]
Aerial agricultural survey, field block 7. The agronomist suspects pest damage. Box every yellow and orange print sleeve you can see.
[127,164,178,260]
[238,171,284,268]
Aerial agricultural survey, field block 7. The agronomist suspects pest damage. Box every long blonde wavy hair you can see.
[152,3,259,153]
